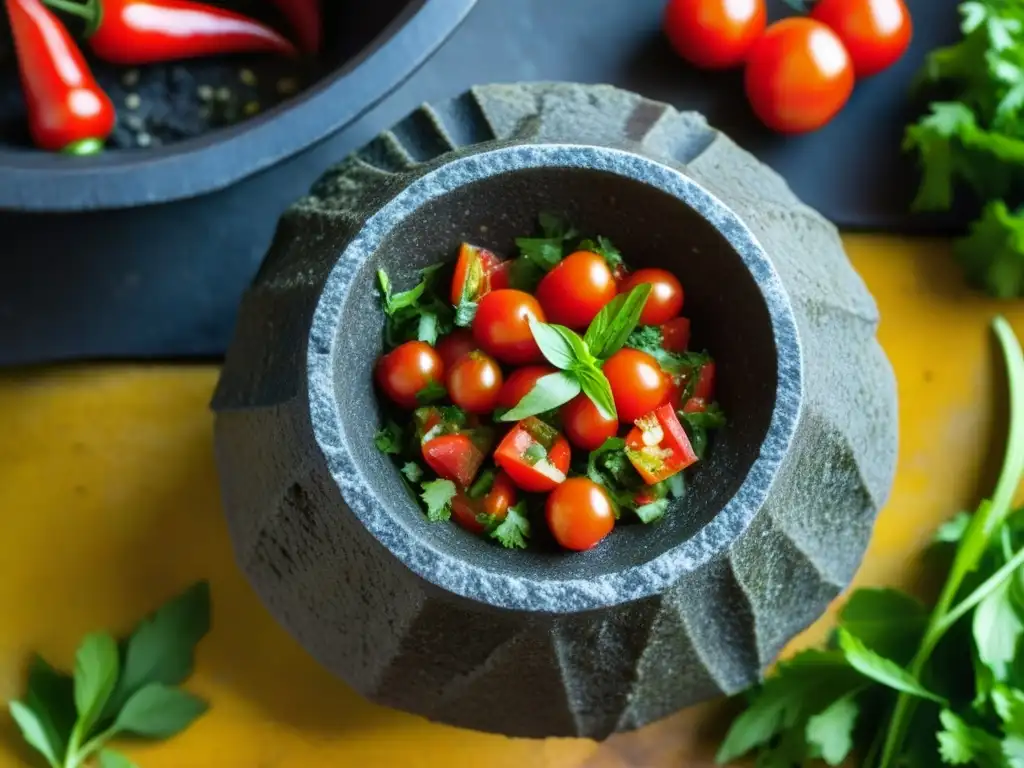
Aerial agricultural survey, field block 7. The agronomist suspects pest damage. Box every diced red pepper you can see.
[451,243,504,305]
[625,404,698,485]
[422,433,486,487]
[661,317,691,353]
[494,417,571,493]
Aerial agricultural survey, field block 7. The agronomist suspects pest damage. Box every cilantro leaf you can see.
[489,502,531,549]
[837,629,947,704]
[400,462,423,484]
[937,709,1004,766]
[954,201,1024,299]
[378,266,454,347]
[374,422,404,455]
[538,212,577,241]
[838,588,928,665]
[514,214,577,273]
[805,694,860,767]
[415,380,447,405]
[578,235,624,270]
[974,578,1024,681]
[420,479,457,522]
[586,437,644,511]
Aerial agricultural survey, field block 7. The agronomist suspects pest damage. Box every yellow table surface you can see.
[1,235,1022,768]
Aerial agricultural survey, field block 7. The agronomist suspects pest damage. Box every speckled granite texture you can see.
[212,82,898,738]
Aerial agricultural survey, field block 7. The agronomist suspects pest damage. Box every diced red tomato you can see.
[625,404,698,485]
[494,417,571,493]
[422,433,486,487]
[661,317,691,353]
[451,243,503,305]
[450,471,517,534]
[682,397,708,414]
[692,361,716,401]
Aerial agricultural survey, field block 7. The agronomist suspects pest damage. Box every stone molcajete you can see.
[212,83,898,739]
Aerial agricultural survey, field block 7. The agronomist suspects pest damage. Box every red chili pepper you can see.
[44,0,297,64]
[267,0,320,54]
[5,0,115,153]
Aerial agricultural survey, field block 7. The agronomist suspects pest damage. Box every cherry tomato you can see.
[451,471,517,535]
[811,0,912,78]
[435,330,477,370]
[535,250,617,329]
[375,340,445,409]
[451,243,502,305]
[473,289,546,365]
[498,365,558,409]
[446,350,504,414]
[745,18,855,134]
[489,260,512,291]
[562,394,619,451]
[625,404,698,485]
[661,317,691,353]
[494,417,571,493]
[422,433,486,487]
[545,478,615,551]
[620,269,685,326]
[603,348,670,423]
[663,0,767,70]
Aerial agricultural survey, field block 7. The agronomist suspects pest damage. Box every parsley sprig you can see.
[719,317,1024,768]
[8,582,211,768]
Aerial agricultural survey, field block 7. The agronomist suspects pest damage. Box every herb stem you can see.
[877,317,1024,768]
[935,545,1024,640]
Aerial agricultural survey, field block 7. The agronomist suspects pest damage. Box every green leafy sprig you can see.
[8,582,211,768]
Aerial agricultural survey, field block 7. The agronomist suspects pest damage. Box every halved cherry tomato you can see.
[535,250,617,329]
[625,404,698,485]
[498,365,558,409]
[435,330,478,369]
[447,350,504,414]
[663,0,767,70]
[661,317,691,353]
[451,243,502,305]
[603,348,670,423]
[494,417,571,493]
[811,0,912,78]
[562,394,619,451]
[745,18,855,134]
[620,269,685,326]
[451,471,517,535]
[473,289,546,365]
[422,433,486,487]
[375,341,444,409]
[545,478,615,551]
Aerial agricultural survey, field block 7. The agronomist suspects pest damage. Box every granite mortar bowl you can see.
[0,0,476,211]
[214,128,895,738]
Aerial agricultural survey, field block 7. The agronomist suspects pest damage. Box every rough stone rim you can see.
[306,143,804,613]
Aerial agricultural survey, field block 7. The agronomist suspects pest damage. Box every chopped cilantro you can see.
[377,266,454,348]
[374,422,404,455]
[420,479,457,522]
[488,502,531,549]
[467,468,496,499]
[578,235,624,271]
[401,462,424,483]
[635,498,669,524]
[587,437,645,514]
[514,213,578,273]
[625,324,664,355]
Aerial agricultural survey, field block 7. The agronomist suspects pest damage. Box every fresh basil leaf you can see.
[837,629,947,704]
[635,498,669,524]
[417,311,439,345]
[574,365,617,421]
[501,373,581,421]
[73,632,120,737]
[9,701,61,768]
[420,479,457,522]
[529,319,576,370]
[99,749,138,768]
[974,579,1024,681]
[837,588,928,666]
[585,284,652,360]
[113,683,207,739]
[107,582,210,716]
[489,502,531,549]
[25,656,74,763]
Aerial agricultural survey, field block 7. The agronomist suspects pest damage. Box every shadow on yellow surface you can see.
[0,236,1021,767]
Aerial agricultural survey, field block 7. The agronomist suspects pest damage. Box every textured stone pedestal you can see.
[212,83,898,739]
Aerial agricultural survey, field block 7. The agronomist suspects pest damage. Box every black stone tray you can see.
[0,0,960,365]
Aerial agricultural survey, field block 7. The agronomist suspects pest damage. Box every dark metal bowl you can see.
[0,0,476,212]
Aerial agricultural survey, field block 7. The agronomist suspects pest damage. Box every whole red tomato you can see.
[811,0,912,78]
[446,351,504,414]
[473,289,546,365]
[745,18,855,134]
[663,0,767,69]
[545,478,615,551]
[603,348,670,423]
[535,251,617,329]
[620,269,685,326]
[375,341,444,409]
[561,395,619,451]
[435,329,477,370]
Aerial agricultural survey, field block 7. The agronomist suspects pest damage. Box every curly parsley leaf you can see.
[374,422,405,455]
[489,502,531,549]
[420,479,457,522]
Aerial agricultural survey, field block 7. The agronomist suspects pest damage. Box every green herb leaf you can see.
[805,694,860,767]
[516,238,564,272]
[954,201,1024,299]
[489,502,531,549]
[98,749,138,768]
[467,468,496,499]
[837,629,947,704]
[838,588,929,665]
[584,284,652,360]
[937,709,1004,766]
[377,268,427,315]
[501,372,581,421]
[635,498,669,524]
[573,365,617,421]
[578,236,624,270]
[400,462,423,484]
[73,632,120,738]
[417,311,440,345]
[538,212,577,241]
[974,578,1024,681]
[420,479,457,522]
[415,380,447,405]
[935,511,973,544]
[586,437,644,511]
[106,581,211,718]
[625,325,663,355]
[113,683,207,739]
[24,656,74,763]
[9,701,61,768]
[528,319,576,370]
[374,422,404,455]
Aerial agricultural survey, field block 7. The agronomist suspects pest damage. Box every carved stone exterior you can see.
[212,83,898,739]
